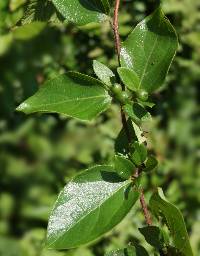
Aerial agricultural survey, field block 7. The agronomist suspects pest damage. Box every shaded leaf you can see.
[21,0,62,25]
[165,246,185,255]
[124,103,151,124]
[150,188,193,256]
[139,225,166,250]
[115,119,137,155]
[120,7,178,93]
[114,155,136,180]
[130,142,147,166]
[143,156,158,172]
[16,72,111,121]
[46,165,139,249]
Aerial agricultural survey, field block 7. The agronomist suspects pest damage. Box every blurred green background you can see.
[0,0,199,255]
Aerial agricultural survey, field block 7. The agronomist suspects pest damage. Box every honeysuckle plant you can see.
[16,0,194,255]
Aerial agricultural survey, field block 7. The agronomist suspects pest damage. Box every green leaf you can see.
[105,247,135,256]
[115,119,137,155]
[0,34,13,56]
[114,155,136,180]
[149,188,194,256]
[138,100,155,108]
[120,7,178,93]
[105,245,149,256]
[12,22,46,40]
[165,246,185,255]
[143,156,158,172]
[91,0,111,14]
[93,60,115,86]
[46,165,139,249]
[117,67,139,92]
[21,0,63,25]
[10,0,26,12]
[124,103,152,124]
[132,122,146,144]
[16,72,111,121]
[52,0,109,26]
[139,226,166,250]
[130,142,147,166]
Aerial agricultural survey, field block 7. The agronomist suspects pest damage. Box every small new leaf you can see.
[46,165,139,249]
[16,72,111,121]
[150,188,194,256]
[93,60,115,86]
[117,67,139,92]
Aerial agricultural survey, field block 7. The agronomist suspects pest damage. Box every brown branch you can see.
[113,0,121,66]
[140,189,152,226]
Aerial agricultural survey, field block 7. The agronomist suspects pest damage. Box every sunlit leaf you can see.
[46,165,139,249]
[52,0,110,26]
[93,60,115,86]
[16,72,111,121]
[120,7,178,93]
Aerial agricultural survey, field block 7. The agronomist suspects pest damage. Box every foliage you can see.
[0,0,199,255]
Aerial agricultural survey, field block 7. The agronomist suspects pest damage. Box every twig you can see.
[113,1,153,226]
[113,0,121,66]
[113,0,131,143]
[140,189,152,226]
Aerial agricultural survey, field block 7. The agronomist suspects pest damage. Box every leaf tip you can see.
[16,102,29,113]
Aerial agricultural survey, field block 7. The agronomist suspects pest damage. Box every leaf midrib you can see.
[27,94,109,109]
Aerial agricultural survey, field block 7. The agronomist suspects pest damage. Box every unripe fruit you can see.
[119,91,129,103]
[137,89,148,101]
[111,83,122,94]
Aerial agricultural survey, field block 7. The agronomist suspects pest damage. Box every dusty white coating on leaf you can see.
[93,60,114,85]
[47,177,125,240]
[120,47,133,69]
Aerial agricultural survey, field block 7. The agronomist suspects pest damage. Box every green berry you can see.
[137,89,148,101]
[118,91,129,104]
[112,83,122,94]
